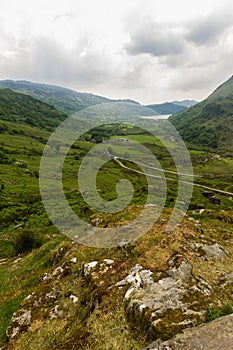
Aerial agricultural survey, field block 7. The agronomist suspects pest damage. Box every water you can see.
[141,114,171,120]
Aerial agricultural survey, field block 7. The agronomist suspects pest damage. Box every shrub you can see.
[12,230,43,255]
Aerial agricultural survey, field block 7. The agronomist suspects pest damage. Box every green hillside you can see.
[146,102,187,115]
[0,88,67,130]
[170,75,233,152]
[0,80,112,115]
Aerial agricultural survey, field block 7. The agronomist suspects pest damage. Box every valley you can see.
[0,79,233,350]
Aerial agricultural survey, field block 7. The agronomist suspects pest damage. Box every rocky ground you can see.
[1,211,233,349]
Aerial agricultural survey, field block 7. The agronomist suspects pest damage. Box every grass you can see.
[85,296,146,349]
[206,304,233,322]
[0,236,66,345]
[0,117,233,348]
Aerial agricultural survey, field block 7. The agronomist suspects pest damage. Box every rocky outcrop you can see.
[141,314,233,350]
[116,255,217,341]
[6,257,78,342]
[6,309,32,342]
[191,242,229,261]
[4,233,233,347]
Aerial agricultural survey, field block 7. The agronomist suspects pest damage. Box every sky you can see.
[0,0,233,104]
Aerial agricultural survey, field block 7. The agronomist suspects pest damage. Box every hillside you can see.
[171,100,197,108]
[170,76,233,151]
[146,102,187,115]
[0,80,112,115]
[0,80,142,116]
[0,88,67,130]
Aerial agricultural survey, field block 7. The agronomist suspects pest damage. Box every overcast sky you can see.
[0,0,233,104]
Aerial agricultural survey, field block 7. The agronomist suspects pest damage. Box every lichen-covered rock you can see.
[117,255,215,341]
[6,256,78,342]
[83,259,115,281]
[6,309,32,341]
[193,243,229,261]
[142,314,233,350]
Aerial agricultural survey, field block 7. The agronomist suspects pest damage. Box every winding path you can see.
[113,156,233,197]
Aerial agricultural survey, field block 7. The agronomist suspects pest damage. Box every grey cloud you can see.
[185,11,233,45]
[169,51,233,94]
[125,22,185,57]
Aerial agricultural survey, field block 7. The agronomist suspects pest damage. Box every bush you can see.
[12,230,43,255]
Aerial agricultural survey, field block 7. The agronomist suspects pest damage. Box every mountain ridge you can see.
[0,80,142,116]
[170,75,233,152]
[0,79,196,116]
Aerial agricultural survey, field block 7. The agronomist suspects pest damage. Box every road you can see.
[113,156,233,197]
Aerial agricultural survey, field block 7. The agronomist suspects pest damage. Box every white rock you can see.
[103,259,114,265]
[70,257,77,264]
[70,294,78,303]
[84,261,98,276]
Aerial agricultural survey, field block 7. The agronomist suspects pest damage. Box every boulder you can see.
[141,314,233,350]
[116,255,214,341]
[6,309,31,341]
[193,243,229,261]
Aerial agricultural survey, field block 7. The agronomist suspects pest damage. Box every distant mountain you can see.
[0,80,141,116]
[115,99,141,105]
[145,102,187,115]
[0,88,66,130]
[0,80,113,115]
[171,100,198,108]
[170,75,233,151]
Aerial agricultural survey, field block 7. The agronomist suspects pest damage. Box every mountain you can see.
[171,100,198,107]
[0,80,111,115]
[0,80,141,115]
[0,88,67,130]
[145,100,197,115]
[170,75,233,151]
[0,80,198,118]
[145,102,187,115]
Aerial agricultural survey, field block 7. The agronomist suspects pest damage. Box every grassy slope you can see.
[1,210,233,349]
[0,91,233,348]
[170,75,233,152]
[0,89,67,130]
[0,80,112,115]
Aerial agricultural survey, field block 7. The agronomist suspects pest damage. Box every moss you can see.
[124,303,156,342]
[155,308,201,340]
[206,303,233,322]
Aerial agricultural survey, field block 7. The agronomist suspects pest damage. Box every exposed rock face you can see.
[6,309,32,342]
[116,255,215,341]
[6,257,78,342]
[4,236,232,347]
[141,314,233,350]
[192,242,229,261]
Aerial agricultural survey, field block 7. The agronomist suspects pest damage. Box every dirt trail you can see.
[114,157,233,197]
